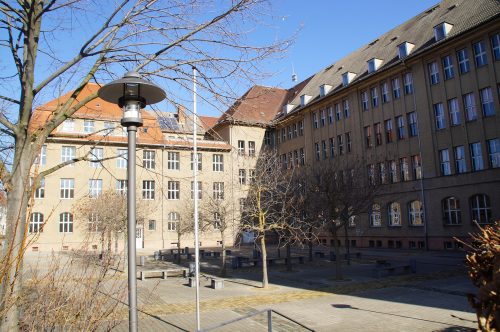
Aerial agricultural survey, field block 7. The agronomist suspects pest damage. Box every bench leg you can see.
[162,271,167,280]
[141,271,145,281]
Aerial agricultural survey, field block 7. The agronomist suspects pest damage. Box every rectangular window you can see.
[442,55,455,80]
[89,147,103,168]
[320,110,326,127]
[61,146,76,166]
[439,149,451,175]
[457,48,470,74]
[480,87,495,117]
[463,92,478,121]
[300,148,305,165]
[364,126,372,148]
[337,135,344,155]
[293,124,298,138]
[143,150,156,169]
[190,181,202,199]
[374,123,382,146]
[379,162,386,184]
[322,140,327,159]
[34,178,45,199]
[249,169,256,183]
[148,220,156,231]
[213,182,224,200]
[400,157,410,181]
[84,120,95,133]
[385,119,393,143]
[62,119,74,132]
[35,145,47,166]
[371,87,379,108]
[448,98,461,126]
[434,103,446,129]
[281,128,286,142]
[167,151,179,170]
[281,154,287,169]
[60,178,74,199]
[487,138,500,168]
[191,153,202,171]
[473,41,488,67]
[470,142,484,171]
[116,180,127,195]
[343,100,350,118]
[408,112,418,137]
[143,180,155,200]
[298,121,304,136]
[287,126,292,139]
[328,106,334,124]
[264,131,272,145]
[361,91,369,111]
[212,154,224,172]
[239,169,246,185]
[104,121,115,135]
[288,152,294,168]
[403,73,413,94]
[382,82,390,103]
[346,132,352,152]
[314,142,320,161]
[89,179,102,197]
[367,164,375,185]
[333,103,340,121]
[492,33,500,61]
[428,61,440,85]
[116,149,127,168]
[167,181,179,200]
[454,145,467,173]
[238,140,245,155]
[392,78,401,99]
[312,113,318,129]
[396,116,405,140]
[389,161,398,183]
[329,138,335,157]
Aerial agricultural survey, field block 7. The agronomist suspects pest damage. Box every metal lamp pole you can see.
[99,72,165,332]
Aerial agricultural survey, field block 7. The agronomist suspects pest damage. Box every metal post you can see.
[127,125,138,332]
[193,66,201,331]
[267,310,273,332]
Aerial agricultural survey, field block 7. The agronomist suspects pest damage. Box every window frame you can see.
[142,180,156,200]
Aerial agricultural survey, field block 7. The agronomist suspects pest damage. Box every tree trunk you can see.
[344,223,351,266]
[177,235,181,264]
[333,229,343,280]
[220,233,226,277]
[260,236,268,288]
[308,227,313,261]
[1,144,34,331]
[286,243,292,272]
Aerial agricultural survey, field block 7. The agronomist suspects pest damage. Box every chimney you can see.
[176,104,186,125]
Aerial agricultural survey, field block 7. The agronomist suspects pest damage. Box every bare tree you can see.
[74,189,153,255]
[171,206,195,264]
[0,0,292,327]
[201,193,236,277]
[240,152,301,288]
[307,165,379,280]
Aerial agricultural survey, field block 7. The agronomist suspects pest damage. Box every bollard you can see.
[139,255,145,266]
[189,262,196,277]
[154,251,160,260]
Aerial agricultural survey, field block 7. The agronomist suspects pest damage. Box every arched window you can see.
[388,202,401,226]
[408,200,424,226]
[442,197,461,225]
[370,204,381,227]
[470,194,491,224]
[168,212,179,231]
[29,213,44,233]
[59,212,73,233]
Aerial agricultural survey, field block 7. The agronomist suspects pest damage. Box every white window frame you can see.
[470,142,484,171]
[190,181,202,199]
[457,48,470,74]
[361,91,369,111]
[116,179,127,195]
[239,169,246,185]
[454,145,467,173]
[463,92,478,121]
[29,213,44,233]
[89,179,102,198]
[400,157,409,181]
[480,87,495,117]
[167,212,179,231]
[213,182,224,200]
[442,197,461,225]
[448,98,461,126]
[167,181,179,200]
[408,112,418,137]
[144,150,156,169]
[89,147,103,168]
[434,103,446,129]
[143,180,156,200]
[442,55,454,80]
[59,212,73,233]
[238,140,245,155]
[491,33,500,61]
[167,151,179,170]
[62,119,74,132]
[403,73,413,94]
[392,78,401,99]
[382,82,390,103]
[34,177,45,199]
[60,178,74,199]
[388,202,401,226]
[428,61,440,85]
[487,138,500,168]
[371,87,379,107]
[470,194,491,224]
[191,152,202,171]
[396,116,405,139]
[343,100,349,118]
[320,109,326,127]
[473,41,488,67]
[439,149,451,176]
[212,154,224,172]
[61,146,76,166]
[328,106,334,124]
[84,120,95,133]
[248,141,256,157]
[370,204,381,227]
[116,149,127,168]
[412,155,422,179]
[408,200,424,226]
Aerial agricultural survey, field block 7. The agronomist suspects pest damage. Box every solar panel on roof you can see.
[158,117,179,130]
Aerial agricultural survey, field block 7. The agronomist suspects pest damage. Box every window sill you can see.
[443,223,462,226]
[388,225,402,228]
[409,224,424,227]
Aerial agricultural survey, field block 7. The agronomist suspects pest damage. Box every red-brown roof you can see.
[199,116,219,130]
[218,85,288,125]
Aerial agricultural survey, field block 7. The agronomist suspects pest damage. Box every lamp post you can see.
[98,71,165,332]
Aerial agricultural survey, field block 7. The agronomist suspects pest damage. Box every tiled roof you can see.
[217,85,289,126]
[280,0,500,116]
[199,116,218,130]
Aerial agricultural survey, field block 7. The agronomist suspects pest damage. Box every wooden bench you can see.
[211,278,224,289]
[139,268,188,281]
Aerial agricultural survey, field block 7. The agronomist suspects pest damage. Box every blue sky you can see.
[259,0,441,90]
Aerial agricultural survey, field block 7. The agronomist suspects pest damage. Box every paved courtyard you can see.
[108,247,478,331]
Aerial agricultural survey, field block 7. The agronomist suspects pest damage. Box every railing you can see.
[200,308,315,332]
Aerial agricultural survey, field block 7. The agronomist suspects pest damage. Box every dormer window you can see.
[367,58,383,73]
[342,72,356,87]
[300,94,312,106]
[319,84,332,97]
[282,104,295,114]
[434,22,453,41]
[398,42,415,59]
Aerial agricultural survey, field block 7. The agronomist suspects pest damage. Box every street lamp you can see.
[98,71,165,332]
